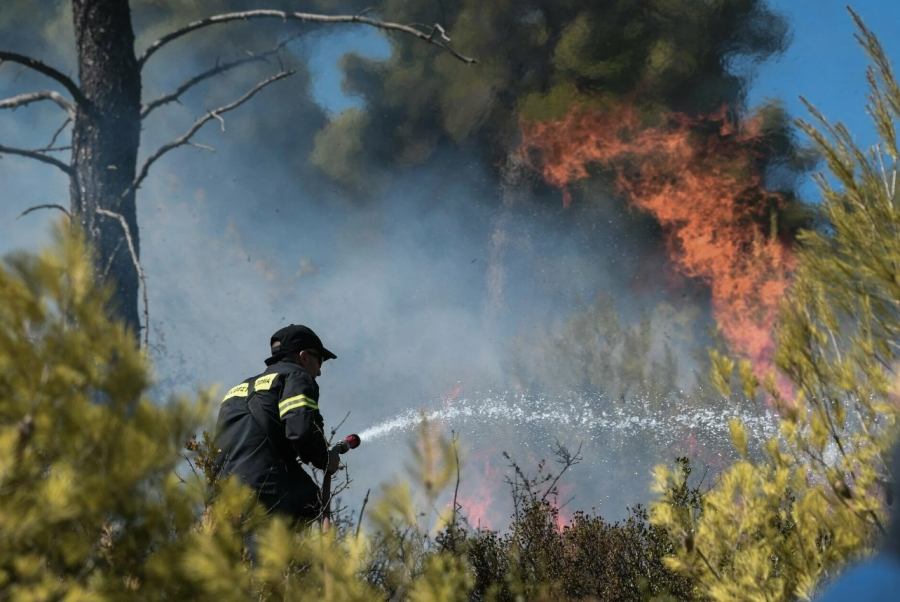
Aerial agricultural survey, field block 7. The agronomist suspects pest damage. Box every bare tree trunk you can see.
[0,1,470,343]
[70,0,142,335]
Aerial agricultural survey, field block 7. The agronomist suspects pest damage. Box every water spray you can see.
[357,392,779,445]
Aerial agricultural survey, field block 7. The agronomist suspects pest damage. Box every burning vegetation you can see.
[0,0,814,544]
[520,103,797,374]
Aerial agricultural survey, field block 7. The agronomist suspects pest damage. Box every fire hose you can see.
[321,433,361,532]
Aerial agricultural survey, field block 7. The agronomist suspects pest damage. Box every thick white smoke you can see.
[0,9,724,527]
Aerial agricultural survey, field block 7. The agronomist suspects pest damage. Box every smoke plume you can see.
[0,0,808,526]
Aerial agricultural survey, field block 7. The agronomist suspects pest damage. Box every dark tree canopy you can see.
[309,0,797,185]
[0,0,813,374]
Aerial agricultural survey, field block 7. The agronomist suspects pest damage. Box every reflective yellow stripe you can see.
[279,400,318,416]
[278,394,318,417]
[222,383,249,402]
[278,394,317,410]
[255,373,278,391]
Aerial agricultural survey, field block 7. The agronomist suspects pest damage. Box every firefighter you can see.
[213,324,341,523]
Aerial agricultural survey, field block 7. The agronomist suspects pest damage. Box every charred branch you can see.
[100,238,125,283]
[95,208,149,349]
[0,143,74,176]
[540,439,583,503]
[137,10,477,69]
[329,412,352,442]
[0,90,76,117]
[17,119,75,156]
[16,204,71,220]
[46,117,72,150]
[0,51,86,107]
[141,36,298,119]
[31,146,72,154]
[127,70,292,198]
[355,488,370,539]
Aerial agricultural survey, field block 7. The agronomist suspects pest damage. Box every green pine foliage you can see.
[0,221,213,598]
[651,11,900,602]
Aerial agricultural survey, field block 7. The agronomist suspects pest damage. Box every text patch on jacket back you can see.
[254,373,279,391]
[222,382,249,402]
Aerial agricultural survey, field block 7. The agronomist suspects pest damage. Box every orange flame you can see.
[456,492,500,530]
[456,456,504,530]
[519,104,795,371]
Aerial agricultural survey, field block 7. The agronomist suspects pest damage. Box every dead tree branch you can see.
[20,118,74,156]
[141,36,299,118]
[100,238,125,283]
[45,117,72,150]
[0,143,74,175]
[452,432,461,518]
[128,70,293,198]
[329,411,352,442]
[16,204,71,220]
[355,488,370,538]
[0,51,86,107]
[30,145,72,154]
[541,439,583,502]
[0,90,76,117]
[137,10,477,69]
[95,208,149,349]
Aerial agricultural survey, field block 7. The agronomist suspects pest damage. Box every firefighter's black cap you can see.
[265,324,336,366]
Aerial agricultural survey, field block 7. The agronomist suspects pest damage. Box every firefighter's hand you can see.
[325,447,342,476]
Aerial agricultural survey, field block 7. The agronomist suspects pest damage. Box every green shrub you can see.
[453,451,700,601]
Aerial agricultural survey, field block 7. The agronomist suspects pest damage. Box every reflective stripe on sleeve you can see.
[222,383,249,402]
[255,373,278,391]
[278,394,319,417]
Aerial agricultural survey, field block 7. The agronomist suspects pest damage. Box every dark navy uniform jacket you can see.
[214,359,329,519]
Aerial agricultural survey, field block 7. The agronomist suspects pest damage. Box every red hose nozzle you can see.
[333,433,361,454]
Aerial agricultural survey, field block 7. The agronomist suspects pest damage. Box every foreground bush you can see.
[0,222,216,598]
[439,452,700,602]
[651,12,900,602]
[464,499,698,601]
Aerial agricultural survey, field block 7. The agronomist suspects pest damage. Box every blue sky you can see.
[748,1,900,148]
[302,27,389,116]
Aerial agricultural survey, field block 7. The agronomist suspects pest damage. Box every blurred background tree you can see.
[311,0,799,181]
